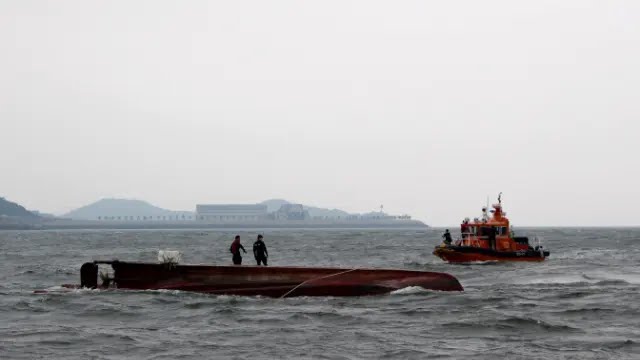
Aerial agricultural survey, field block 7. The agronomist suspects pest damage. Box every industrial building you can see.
[274,204,308,220]
[196,204,268,221]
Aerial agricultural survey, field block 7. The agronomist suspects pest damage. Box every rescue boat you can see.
[49,258,464,297]
[433,194,550,263]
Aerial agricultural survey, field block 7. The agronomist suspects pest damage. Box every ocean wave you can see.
[601,339,637,350]
[552,248,639,262]
[512,272,639,286]
[553,307,617,315]
[33,285,98,294]
[443,316,579,333]
[594,279,631,286]
[390,286,432,295]
[3,228,640,359]
[10,300,50,313]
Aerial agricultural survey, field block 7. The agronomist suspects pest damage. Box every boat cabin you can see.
[457,195,531,252]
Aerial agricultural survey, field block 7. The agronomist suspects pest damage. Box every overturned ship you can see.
[71,258,463,297]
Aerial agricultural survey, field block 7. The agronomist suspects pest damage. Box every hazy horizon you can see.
[2,1,639,226]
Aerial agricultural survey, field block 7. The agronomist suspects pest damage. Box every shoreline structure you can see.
[0,198,427,230]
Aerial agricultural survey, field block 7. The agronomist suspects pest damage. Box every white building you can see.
[196,204,268,221]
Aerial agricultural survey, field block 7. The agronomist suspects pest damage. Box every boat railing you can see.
[460,232,481,247]
[531,235,547,256]
[533,235,544,248]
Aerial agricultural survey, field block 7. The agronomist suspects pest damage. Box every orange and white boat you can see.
[433,194,550,263]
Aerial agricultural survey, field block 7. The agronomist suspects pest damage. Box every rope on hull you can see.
[279,268,360,298]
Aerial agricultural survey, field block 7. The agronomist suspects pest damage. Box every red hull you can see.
[433,247,546,263]
[77,261,463,297]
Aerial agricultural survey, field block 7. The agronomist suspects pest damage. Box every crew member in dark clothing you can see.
[488,227,497,250]
[442,229,453,245]
[253,234,269,266]
[229,235,246,265]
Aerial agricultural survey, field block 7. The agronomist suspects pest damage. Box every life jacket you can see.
[230,239,240,255]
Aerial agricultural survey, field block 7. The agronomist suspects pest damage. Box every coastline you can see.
[0,219,428,231]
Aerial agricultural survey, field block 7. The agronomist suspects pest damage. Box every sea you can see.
[0,228,638,359]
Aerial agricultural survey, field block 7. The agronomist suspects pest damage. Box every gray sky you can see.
[1,1,639,226]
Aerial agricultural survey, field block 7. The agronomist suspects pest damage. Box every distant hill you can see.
[64,198,193,220]
[305,205,350,218]
[65,198,410,222]
[261,199,290,213]
[261,199,352,218]
[0,197,41,219]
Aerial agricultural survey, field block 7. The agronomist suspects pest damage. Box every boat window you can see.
[479,227,492,236]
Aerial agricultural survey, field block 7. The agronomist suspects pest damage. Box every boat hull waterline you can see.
[433,245,549,263]
[66,261,463,297]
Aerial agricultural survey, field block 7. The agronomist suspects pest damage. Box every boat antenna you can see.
[498,192,502,205]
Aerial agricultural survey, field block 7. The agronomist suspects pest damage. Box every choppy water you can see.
[1,228,639,359]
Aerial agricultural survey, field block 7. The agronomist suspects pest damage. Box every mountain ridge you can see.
[63,198,192,220]
[0,197,41,219]
[63,198,397,220]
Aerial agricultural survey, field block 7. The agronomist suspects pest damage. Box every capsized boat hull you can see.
[74,261,463,297]
[433,245,549,263]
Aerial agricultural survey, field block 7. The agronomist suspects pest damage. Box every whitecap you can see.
[390,286,431,295]
[512,270,640,286]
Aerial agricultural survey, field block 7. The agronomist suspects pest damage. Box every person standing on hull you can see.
[442,229,453,245]
[229,235,246,265]
[253,234,269,266]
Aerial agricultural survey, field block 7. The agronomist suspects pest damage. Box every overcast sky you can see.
[1,1,639,226]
